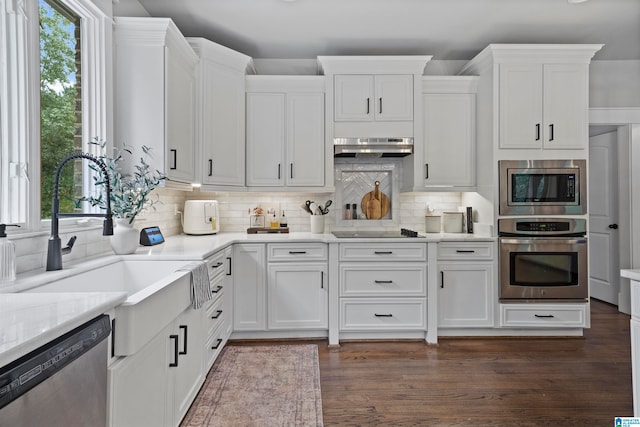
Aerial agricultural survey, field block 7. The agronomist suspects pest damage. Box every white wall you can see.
[590,60,640,108]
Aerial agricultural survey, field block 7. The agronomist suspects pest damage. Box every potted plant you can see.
[79,138,165,254]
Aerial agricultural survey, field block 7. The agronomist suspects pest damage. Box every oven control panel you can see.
[498,218,586,237]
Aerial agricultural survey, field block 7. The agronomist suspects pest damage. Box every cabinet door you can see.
[246,93,286,186]
[498,63,543,149]
[166,48,196,182]
[201,61,246,186]
[286,93,325,186]
[233,244,266,330]
[171,308,204,426]
[267,263,328,329]
[632,319,640,416]
[423,93,475,188]
[374,75,413,121]
[109,324,171,427]
[438,263,494,328]
[334,75,374,121]
[542,63,588,149]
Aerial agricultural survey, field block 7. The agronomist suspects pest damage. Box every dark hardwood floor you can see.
[314,299,633,426]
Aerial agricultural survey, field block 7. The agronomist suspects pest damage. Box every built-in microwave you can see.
[498,159,586,215]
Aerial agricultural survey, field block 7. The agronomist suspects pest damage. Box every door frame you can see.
[590,108,640,314]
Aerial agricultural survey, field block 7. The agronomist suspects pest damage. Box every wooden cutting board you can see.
[360,181,390,219]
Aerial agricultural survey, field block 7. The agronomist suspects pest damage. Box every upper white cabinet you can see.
[114,18,198,185]
[420,77,478,190]
[499,63,589,150]
[188,38,253,188]
[334,74,413,122]
[245,76,325,188]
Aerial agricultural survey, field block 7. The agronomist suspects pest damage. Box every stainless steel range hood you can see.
[333,137,413,158]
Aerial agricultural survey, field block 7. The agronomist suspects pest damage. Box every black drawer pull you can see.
[289,251,307,254]
[374,280,393,284]
[179,325,187,355]
[211,338,223,350]
[211,285,223,294]
[170,149,177,170]
[374,313,393,317]
[456,250,476,253]
[374,251,393,255]
[211,261,224,268]
[169,334,179,367]
[226,256,232,276]
[534,314,555,318]
[211,310,223,319]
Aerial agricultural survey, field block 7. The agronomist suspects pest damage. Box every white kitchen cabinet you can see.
[233,243,266,331]
[499,62,589,150]
[202,247,232,371]
[114,18,198,185]
[421,77,477,189]
[245,77,325,188]
[499,303,588,328]
[628,278,640,416]
[334,74,413,122]
[108,306,204,427]
[188,38,252,188]
[437,241,495,329]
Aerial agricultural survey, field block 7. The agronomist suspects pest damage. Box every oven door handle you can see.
[499,237,587,245]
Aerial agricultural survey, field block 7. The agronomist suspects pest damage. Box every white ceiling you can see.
[134,0,640,61]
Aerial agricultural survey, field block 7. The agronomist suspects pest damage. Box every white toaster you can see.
[183,200,220,235]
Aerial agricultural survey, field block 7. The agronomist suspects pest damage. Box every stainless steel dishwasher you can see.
[0,314,111,427]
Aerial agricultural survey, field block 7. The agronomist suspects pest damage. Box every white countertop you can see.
[621,269,640,282]
[0,291,127,367]
[0,230,494,368]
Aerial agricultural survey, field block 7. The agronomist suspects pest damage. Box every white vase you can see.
[110,218,139,254]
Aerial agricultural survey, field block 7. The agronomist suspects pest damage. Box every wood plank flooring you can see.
[232,299,633,426]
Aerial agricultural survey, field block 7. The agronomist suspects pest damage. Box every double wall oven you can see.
[498,159,588,302]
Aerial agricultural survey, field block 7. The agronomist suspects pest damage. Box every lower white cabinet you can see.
[233,244,267,331]
[108,306,204,427]
[499,303,588,328]
[632,318,640,416]
[438,263,494,328]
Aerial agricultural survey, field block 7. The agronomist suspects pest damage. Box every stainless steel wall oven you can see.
[498,159,586,215]
[498,218,588,301]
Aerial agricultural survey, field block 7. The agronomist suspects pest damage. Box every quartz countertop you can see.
[621,269,640,282]
[0,291,127,367]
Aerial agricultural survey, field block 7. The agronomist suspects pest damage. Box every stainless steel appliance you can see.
[498,218,588,301]
[333,137,413,158]
[498,159,586,215]
[0,315,111,426]
[332,228,420,238]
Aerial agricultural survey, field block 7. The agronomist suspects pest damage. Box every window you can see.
[0,0,109,229]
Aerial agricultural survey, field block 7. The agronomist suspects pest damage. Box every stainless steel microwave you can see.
[498,159,587,215]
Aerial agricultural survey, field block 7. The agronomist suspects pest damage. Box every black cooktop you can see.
[332,228,421,238]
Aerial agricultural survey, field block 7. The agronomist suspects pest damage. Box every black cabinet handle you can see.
[212,338,223,350]
[549,124,554,141]
[440,271,444,288]
[425,164,429,180]
[534,314,555,318]
[208,159,213,176]
[289,251,307,254]
[290,163,294,179]
[211,261,224,269]
[374,251,393,255]
[609,224,619,230]
[211,285,223,294]
[535,124,540,141]
[379,97,383,114]
[211,310,223,319]
[179,325,187,355]
[170,149,177,170]
[374,313,393,317]
[278,163,281,180]
[456,250,476,253]
[366,97,370,114]
[321,271,324,289]
[226,256,232,276]
[111,318,116,358]
[169,334,179,367]
[374,280,393,284]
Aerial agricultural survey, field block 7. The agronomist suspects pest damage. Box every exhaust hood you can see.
[333,137,413,158]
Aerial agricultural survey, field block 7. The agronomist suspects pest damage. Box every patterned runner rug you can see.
[181,344,324,427]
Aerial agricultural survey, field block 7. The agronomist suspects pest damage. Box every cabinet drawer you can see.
[340,263,426,297]
[500,303,587,328]
[437,241,494,260]
[339,243,427,261]
[207,251,227,283]
[267,243,328,261]
[205,323,226,370]
[204,295,225,336]
[340,298,426,331]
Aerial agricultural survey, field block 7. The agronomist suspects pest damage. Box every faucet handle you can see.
[61,236,77,255]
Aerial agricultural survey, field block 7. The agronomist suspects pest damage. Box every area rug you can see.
[181,344,324,427]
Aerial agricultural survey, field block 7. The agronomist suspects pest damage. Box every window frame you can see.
[0,0,111,232]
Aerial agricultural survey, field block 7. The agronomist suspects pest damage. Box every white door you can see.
[245,93,285,186]
[286,93,325,186]
[334,75,373,121]
[589,131,619,304]
[374,75,413,121]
